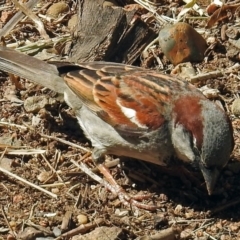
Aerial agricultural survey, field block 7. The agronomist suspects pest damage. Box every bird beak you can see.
[199,164,220,195]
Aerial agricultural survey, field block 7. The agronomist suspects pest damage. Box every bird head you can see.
[171,95,234,194]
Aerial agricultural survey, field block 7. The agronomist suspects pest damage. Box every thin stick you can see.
[40,133,90,152]
[0,166,57,199]
[0,121,27,130]
[203,231,218,240]
[11,0,49,39]
[1,205,17,237]
[0,0,38,38]
[40,182,71,188]
[0,120,90,152]
[57,218,104,238]
[71,159,112,189]
[40,153,65,184]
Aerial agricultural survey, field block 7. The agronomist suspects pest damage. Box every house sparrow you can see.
[0,46,234,209]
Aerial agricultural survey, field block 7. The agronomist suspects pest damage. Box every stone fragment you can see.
[232,99,240,116]
[72,226,125,240]
[159,23,207,65]
[46,2,69,18]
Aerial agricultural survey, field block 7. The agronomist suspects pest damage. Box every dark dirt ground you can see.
[1,0,240,239]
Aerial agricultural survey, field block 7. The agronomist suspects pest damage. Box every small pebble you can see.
[37,171,51,182]
[231,98,240,116]
[115,208,129,217]
[53,226,61,237]
[174,204,183,215]
[68,14,78,30]
[180,228,192,239]
[185,211,194,219]
[159,22,207,65]
[46,2,69,18]
[51,188,59,194]
[77,214,88,224]
[24,96,48,113]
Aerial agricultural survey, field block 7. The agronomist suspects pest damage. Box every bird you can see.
[0,46,234,209]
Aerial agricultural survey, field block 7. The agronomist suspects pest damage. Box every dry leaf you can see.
[206,4,240,28]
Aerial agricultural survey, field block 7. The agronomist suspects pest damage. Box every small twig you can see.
[57,218,104,238]
[0,121,27,130]
[28,201,39,220]
[0,0,38,38]
[1,205,17,237]
[38,13,54,22]
[53,149,61,170]
[80,183,89,208]
[203,231,218,240]
[134,0,170,23]
[193,220,215,233]
[40,153,65,184]
[0,120,90,153]
[11,0,49,39]
[71,159,112,190]
[0,5,13,11]
[74,190,82,208]
[189,70,223,84]
[2,149,46,155]
[61,211,73,232]
[142,37,158,58]
[11,34,71,52]
[40,182,71,188]
[25,219,53,236]
[0,166,57,199]
[40,133,90,153]
[169,218,214,225]
[67,183,81,194]
[150,48,164,69]
[1,182,9,192]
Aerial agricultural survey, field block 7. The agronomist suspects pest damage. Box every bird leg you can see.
[97,163,158,211]
[71,158,157,210]
[90,148,158,210]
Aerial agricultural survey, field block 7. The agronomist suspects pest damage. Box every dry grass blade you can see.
[40,153,65,184]
[0,121,27,130]
[0,121,89,153]
[2,149,46,155]
[40,133,90,152]
[11,0,49,39]
[0,165,57,198]
[0,145,57,199]
[134,0,170,23]
[13,34,71,53]
[1,205,17,237]
[71,159,111,188]
[206,4,240,28]
[0,0,39,38]
[189,70,223,83]
[57,218,104,238]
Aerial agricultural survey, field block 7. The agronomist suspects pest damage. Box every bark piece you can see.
[69,0,156,64]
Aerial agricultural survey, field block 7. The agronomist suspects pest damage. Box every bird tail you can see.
[0,46,65,93]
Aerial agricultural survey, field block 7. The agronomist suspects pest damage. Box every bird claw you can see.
[71,160,158,210]
[98,164,158,211]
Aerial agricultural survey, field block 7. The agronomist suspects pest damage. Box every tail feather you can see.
[0,46,65,93]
